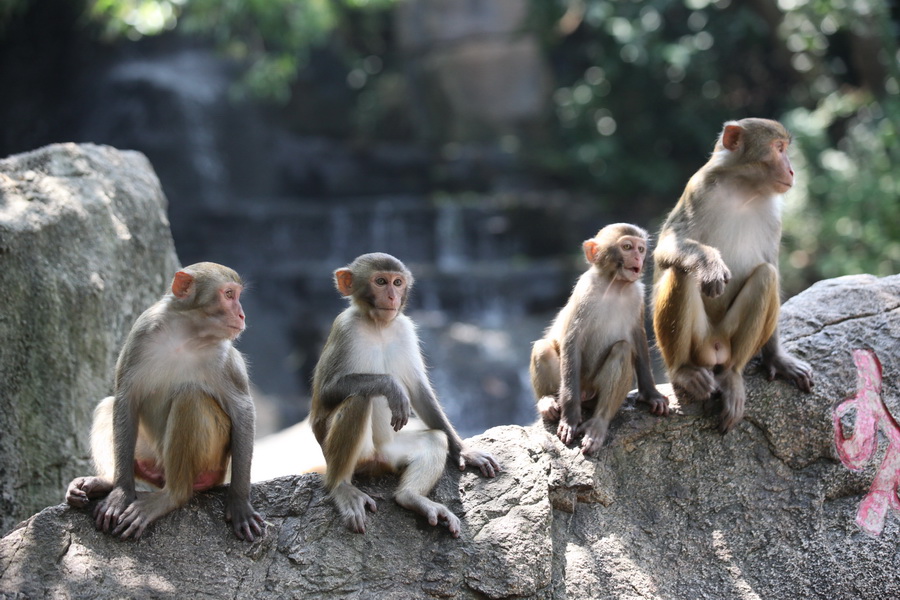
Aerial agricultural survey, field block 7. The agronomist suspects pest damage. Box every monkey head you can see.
[583,223,649,283]
[713,118,794,195]
[169,262,246,340]
[335,253,414,326]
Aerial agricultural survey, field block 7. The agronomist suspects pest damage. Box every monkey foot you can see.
[537,396,561,421]
[578,418,609,456]
[396,492,461,537]
[671,366,717,403]
[332,483,377,534]
[65,476,113,507]
[717,370,746,434]
[761,352,814,393]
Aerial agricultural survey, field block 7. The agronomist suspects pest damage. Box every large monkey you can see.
[530,223,668,455]
[311,253,499,537]
[66,262,265,541]
[653,118,814,433]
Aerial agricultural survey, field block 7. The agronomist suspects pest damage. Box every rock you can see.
[0,143,180,536]
[2,274,899,599]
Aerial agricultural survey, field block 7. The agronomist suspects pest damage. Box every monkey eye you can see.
[375,277,388,286]
[393,278,403,287]
[224,289,235,299]
[623,243,633,251]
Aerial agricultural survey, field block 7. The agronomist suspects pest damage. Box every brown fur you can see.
[652,118,813,433]
[65,262,265,541]
[530,223,667,455]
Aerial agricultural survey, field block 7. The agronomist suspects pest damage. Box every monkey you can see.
[65,262,265,541]
[310,252,500,537]
[530,223,669,455]
[652,117,814,433]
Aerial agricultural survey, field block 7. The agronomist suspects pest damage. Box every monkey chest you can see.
[137,332,229,392]
[350,326,419,386]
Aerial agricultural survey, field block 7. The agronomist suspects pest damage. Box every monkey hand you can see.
[458,447,500,478]
[93,486,134,533]
[66,476,113,508]
[697,253,731,298]
[761,352,814,393]
[225,497,266,542]
[557,413,581,446]
[386,389,411,431]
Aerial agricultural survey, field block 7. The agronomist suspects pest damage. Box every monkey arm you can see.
[410,379,463,459]
[223,391,265,541]
[109,391,139,493]
[631,322,669,416]
[556,327,583,445]
[655,231,731,297]
[322,373,410,431]
[410,379,500,478]
[92,389,140,532]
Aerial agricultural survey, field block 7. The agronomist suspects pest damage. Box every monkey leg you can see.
[579,340,633,455]
[712,263,779,433]
[323,396,379,533]
[113,392,231,540]
[381,427,461,537]
[717,263,779,370]
[653,269,717,401]
[530,338,562,421]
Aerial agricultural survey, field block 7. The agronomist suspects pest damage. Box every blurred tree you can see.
[526,0,899,293]
[83,0,397,102]
[1,0,895,292]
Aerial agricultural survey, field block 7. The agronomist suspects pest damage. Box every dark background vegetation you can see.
[1,0,897,435]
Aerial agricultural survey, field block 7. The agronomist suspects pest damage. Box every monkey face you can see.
[615,235,646,282]
[366,271,408,325]
[770,138,794,193]
[216,282,246,340]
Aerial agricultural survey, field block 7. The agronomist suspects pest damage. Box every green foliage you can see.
[527,0,793,198]
[529,0,899,292]
[0,0,29,25]
[783,96,900,290]
[7,0,893,291]
[776,1,900,290]
[84,0,397,101]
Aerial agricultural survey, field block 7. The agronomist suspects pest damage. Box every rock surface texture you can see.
[2,273,899,599]
[0,143,180,536]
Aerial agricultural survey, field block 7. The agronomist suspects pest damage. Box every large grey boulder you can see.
[0,143,180,536]
[2,273,898,599]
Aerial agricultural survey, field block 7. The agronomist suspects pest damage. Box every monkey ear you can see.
[334,269,354,297]
[583,240,600,264]
[722,125,743,152]
[171,271,195,299]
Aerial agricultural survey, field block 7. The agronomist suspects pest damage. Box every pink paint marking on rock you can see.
[833,349,900,536]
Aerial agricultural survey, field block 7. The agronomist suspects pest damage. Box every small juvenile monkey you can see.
[653,118,814,433]
[66,262,265,541]
[311,252,499,537]
[530,223,668,455]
